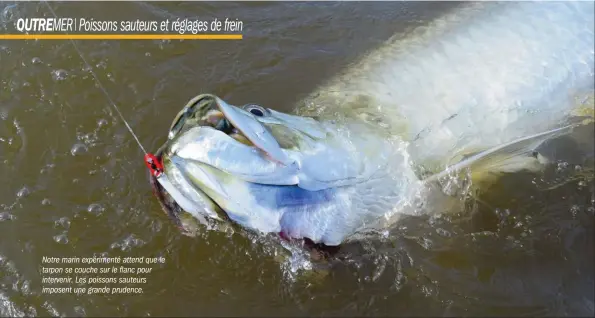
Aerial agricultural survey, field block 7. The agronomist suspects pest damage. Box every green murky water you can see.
[0,2,593,316]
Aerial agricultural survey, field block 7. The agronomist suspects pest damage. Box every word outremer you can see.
[16,18,75,32]
[14,17,243,34]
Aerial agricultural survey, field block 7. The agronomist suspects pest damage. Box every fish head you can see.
[158,94,402,242]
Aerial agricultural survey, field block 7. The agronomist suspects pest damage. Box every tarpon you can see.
[149,1,594,247]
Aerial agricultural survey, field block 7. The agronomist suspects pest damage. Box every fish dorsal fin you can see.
[423,124,576,185]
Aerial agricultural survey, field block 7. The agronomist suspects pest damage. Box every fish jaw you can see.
[159,154,224,221]
[215,97,295,166]
[169,126,302,186]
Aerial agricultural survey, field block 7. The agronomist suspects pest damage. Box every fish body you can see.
[298,1,594,168]
[153,1,594,246]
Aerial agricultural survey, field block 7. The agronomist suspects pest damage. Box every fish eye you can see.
[243,104,267,117]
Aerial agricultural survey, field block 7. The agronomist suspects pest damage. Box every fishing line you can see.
[43,1,148,155]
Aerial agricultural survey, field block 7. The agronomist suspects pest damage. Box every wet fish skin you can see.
[298,1,594,168]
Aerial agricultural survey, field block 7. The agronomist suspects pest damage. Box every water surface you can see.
[0,2,593,317]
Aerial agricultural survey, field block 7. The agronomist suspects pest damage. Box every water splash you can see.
[53,233,69,245]
[70,143,88,156]
[0,211,16,222]
[86,203,105,216]
[110,234,146,252]
[50,69,68,82]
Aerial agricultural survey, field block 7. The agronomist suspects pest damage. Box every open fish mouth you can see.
[149,94,272,232]
[166,94,268,155]
[165,94,316,166]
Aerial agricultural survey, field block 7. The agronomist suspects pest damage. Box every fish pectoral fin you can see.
[423,124,576,185]
[466,152,549,186]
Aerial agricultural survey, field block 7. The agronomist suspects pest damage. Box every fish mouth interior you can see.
[169,94,255,146]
